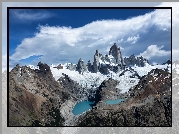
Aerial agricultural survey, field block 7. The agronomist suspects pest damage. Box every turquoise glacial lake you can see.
[105,98,125,104]
[72,99,125,115]
[72,101,94,115]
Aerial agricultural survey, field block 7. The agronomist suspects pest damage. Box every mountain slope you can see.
[9,63,69,126]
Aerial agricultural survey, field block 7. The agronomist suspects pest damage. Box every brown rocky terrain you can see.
[9,63,70,126]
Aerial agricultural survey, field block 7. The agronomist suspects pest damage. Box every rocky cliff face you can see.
[9,62,70,126]
[76,58,87,74]
[109,43,125,66]
[57,73,89,101]
[95,79,119,103]
[124,54,148,67]
[74,68,171,126]
[92,43,126,74]
[93,50,101,73]
[87,60,93,72]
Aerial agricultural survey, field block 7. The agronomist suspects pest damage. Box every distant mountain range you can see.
[54,43,149,75]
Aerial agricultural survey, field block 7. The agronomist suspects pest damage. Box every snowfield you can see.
[131,63,171,77]
[48,63,171,94]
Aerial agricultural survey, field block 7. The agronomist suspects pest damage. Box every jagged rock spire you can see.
[76,58,87,74]
[124,54,148,67]
[109,43,124,66]
[93,50,100,73]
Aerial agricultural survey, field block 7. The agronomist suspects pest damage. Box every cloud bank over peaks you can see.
[10,8,171,66]
[138,45,171,64]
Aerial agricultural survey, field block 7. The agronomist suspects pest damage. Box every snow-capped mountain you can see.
[45,43,170,95]
[27,43,171,96]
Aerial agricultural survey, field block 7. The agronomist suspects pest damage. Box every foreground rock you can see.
[9,63,70,126]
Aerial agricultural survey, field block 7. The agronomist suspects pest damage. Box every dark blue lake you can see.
[105,98,125,104]
[72,101,94,115]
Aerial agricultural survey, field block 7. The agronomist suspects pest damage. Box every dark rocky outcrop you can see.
[58,73,86,101]
[91,43,126,74]
[109,43,125,66]
[124,54,148,67]
[76,58,87,74]
[99,64,110,75]
[93,50,101,73]
[87,60,93,72]
[162,60,171,65]
[66,63,76,71]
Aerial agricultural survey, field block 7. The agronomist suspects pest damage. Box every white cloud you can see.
[125,34,140,44]
[138,45,170,60]
[11,9,54,21]
[9,8,171,66]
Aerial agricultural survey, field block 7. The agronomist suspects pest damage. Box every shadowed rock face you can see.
[76,58,87,74]
[88,78,118,106]
[91,43,125,74]
[87,60,93,72]
[124,54,149,67]
[162,60,171,65]
[93,50,100,73]
[74,68,171,126]
[109,43,124,65]
[57,73,86,101]
[9,63,69,126]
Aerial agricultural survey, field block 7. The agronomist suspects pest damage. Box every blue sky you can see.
[9,8,171,68]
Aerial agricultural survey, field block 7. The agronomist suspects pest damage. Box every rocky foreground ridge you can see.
[8,43,171,126]
[9,63,70,126]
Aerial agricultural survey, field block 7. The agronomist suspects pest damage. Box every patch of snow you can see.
[131,64,171,77]
[28,65,39,70]
[51,66,108,89]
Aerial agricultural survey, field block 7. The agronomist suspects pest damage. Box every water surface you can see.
[72,101,94,115]
[105,98,125,104]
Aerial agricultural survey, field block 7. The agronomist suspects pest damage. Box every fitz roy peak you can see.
[67,43,148,75]
[109,43,125,66]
